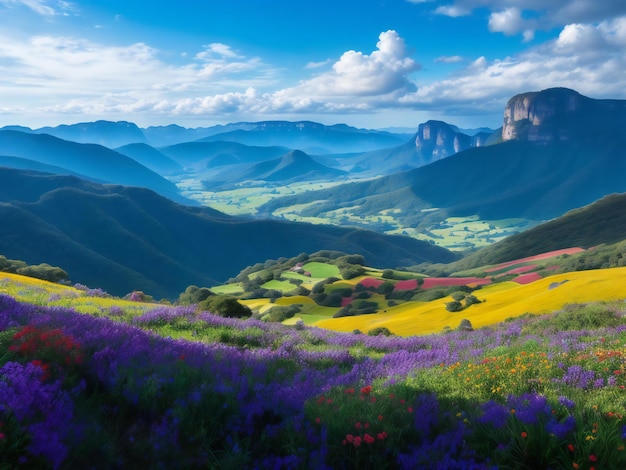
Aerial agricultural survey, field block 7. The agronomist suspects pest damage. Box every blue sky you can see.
[1,0,625,130]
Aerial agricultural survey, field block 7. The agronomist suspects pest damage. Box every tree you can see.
[368,327,393,337]
[464,295,481,307]
[198,295,252,318]
[445,301,463,312]
[177,285,214,305]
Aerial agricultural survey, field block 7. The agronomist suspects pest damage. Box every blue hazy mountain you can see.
[0,130,190,204]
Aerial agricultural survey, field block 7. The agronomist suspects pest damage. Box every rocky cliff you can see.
[414,120,487,160]
[502,88,626,143]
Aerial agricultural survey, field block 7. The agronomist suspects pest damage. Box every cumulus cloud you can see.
[278,30,420,99]
[400,16,626,118]
[435,0,626,37]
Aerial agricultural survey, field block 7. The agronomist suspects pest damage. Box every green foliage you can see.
[376,281,395,296]
[367,327,393,336]
[177,285,214,305]
[382,269,395,279]
[335,300,378,318]
[339,265,366,280]
[445,301,463,312]
[198,295,252,318]
[464,294,481,307]
[0,256,68,283]
[261,305,302,323]
[450,291,467,302]
[457,319,473,331]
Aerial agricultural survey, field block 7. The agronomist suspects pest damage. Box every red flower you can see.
[378,415,384,421]
[521,432,527,439]
[0,433,5,440]
[589,454,598,462]
[346,434,354,444]
[363,433,375,444]
[315,417,321,424]
[568,444,575,452]
[360,385,373,395]
[407,407,414,413]
[353,436,362,448]
[355,422,362,429]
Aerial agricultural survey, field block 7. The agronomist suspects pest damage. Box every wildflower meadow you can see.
[2,290,626,468]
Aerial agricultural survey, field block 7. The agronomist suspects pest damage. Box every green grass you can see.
[210,283,245,295]
[260,279,298,293]
[302,262,341,279]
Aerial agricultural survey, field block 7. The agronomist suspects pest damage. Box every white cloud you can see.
[0,0,74,16]
[435,1,626,38]
[278,31,420,99]
[434,55,463,63]
[399,16,626,118]
[435,4,471,17]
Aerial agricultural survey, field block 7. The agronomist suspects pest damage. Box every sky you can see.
[1,0,625,130]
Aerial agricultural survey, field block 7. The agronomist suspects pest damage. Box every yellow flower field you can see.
[314,267,626,336]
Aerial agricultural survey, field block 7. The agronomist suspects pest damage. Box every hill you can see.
[115,143,184,176]
[159,140,289,169]
[202,150,348,189]
[0,168,457,298]
[0,130,189,204]
[450,192,626,271]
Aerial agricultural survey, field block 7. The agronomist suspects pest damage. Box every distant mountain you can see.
[142,123,261,147]
[454,193,626,270]
[339,120,492,176]
[198,121,407,154]
[0,130,189,204]
[159,141,290,170]
[202,150,348,189]
[259,88,626,230]
[115,143,184,176]
[0,168,457,298]
[26,120,147,148]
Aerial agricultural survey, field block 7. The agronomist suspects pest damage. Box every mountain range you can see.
[0,130,190,204]
[259,88,626,227]
[0,168,456,298]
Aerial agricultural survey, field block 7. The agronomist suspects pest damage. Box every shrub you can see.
[457,319,473,331]
[367,327,393,336]
[445,301,463,312]
[450,291,467,302]
[464,295,481,307]
[177,285,214,305]
[198,295,252,318]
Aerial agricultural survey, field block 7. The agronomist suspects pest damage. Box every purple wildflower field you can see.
[2,293,626,468]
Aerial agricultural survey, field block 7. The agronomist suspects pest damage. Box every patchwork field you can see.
[176,178,543,250]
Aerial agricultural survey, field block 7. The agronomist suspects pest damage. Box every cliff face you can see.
[414,120,477,160]
[502,88,626,143]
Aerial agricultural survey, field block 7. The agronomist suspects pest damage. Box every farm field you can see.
[314,267,626,336]
[176,177,543,250]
